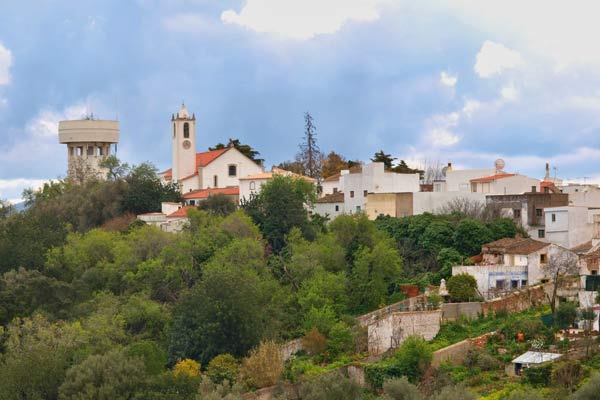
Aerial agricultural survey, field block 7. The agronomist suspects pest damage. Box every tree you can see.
[198,194,236,216]
[371,150,396,169]
[382,376,423,400]
[58,350,148,400]
[196,376,245,400]
[447,273,478,302]
[173,359,201,378]
[296,112,323,178]
[321,151,348,178]
[547,250,579,314]
[209,139,264,166]
[572,374,600,400]
[556,302,578,329]
[0,199,14,219]
[239,341,284,389]
[276,160,304,175]
[391,336,433,383]
[121,162,182,215]
[206,354,240,385]
[436,248,463,280]
[99,155,130,180]
[452,218,493,256]
[300,371,362,400]
[391,160,422,176]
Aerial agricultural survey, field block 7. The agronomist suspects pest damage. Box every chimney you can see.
[544,162,551,182]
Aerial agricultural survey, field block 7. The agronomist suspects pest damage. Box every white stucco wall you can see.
[452,265,529,298]
[321,179,341,196]
[239,177,269,203]
[445,168,496,192]
[313,202,344,219]
[200,148,263,189]
[561,185,600,208]
[491,175,540,195]
[412,192,486,215]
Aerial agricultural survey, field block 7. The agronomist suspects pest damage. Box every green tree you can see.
[556,302,578,329]
[127,341,167,375]
[209,138,264,165]
[436,248,463,280]
[446,273,478,302]
[572,374,600,400]
[382,376,423,400]
[392,336,433,383]
[198,194,236,216]
[421,220,454,251]
[206,354,240,385]
[300,371,362,400]
[99,155,130,180]
[121,162,181,215]
[0,198,14,219]
[453,218,493,256]
[59,350,148,400]
[371,150,396,169]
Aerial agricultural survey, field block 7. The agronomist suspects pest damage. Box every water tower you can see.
[58,117,119,182]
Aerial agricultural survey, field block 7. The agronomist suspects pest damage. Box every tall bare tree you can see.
[546,250,579,314]
[296,112,322,178]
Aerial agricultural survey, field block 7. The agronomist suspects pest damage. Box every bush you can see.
[572,374,600,400]
[126,340,167,375]
[326,322,354,357]
[556,302,578,329]
[303,306,338,335]
[503,388,547,400]
[196,376,245,400]
[173,359,201,378]
[302,327,327,356]
[429,384,476,400]
[240,341,284,389]
[300,371,362,400]
[382,376,423,400]
[446,274,478,302]
[206,354,239,385]
[551,360,585,391]
[524,363,552,387]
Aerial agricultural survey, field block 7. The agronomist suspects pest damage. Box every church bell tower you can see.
[171,104,196,182]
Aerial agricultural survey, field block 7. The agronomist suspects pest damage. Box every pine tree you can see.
[296,112,322,178]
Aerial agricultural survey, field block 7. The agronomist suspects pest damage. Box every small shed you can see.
[510,351,562,376]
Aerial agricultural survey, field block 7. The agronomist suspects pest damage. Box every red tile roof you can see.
[482,237,549,254]
[316,192,344,203]
[167,206,196,218]
[470,173,516,183]
[182,186,240,200]
[159,148,231,180]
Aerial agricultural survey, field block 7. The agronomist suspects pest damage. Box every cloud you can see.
[425,112,460,147]
[221,0,385,40]
[440,71,457,87]
[0,42,12,85]
[474,41,523,78]
[26,103,89,138]
[0,178,48,202]
[500,84,519,102]
[163,14,220,33]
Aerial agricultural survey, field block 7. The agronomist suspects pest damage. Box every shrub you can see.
[302,327,327,356]
[302,306,338,335]
[300,371,362,400]
[382,376,423,400]
[240,341,284,389]
[429,384,477,400]
[173,358,201,378]
[196,376,245,400]
[206,354,239,385]
[572,374,600,400]
[326,322,354,357]
[126,340,167,375]
[503,388,546,400]
[446,274,478,302]
[524,363,552,387]
[551,360,585,391]
[556,302,578,329]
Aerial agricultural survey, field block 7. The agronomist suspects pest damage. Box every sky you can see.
[1,0,600,202]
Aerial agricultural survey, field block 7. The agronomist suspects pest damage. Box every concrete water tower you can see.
[58,117,119,182]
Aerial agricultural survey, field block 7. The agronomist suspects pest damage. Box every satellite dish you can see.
[495,158,506,171]
[441,166,448,177]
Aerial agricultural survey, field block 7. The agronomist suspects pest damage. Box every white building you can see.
[469,173,541,195]
[313,192,344,219]
[159,104,264,194]
[560,184,600,208]
[452,238,575,299]
[138,202,194,233]
[238,167,316,204]
[544,206,600,249]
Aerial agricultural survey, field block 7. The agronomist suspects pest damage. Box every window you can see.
[552,213,556,222]
[538,229,545,238]
[592,270,598,276]
[333,187,338,193]
[77,147,83,156]
[86,146,94,156]
[540,254,547,264]
[531,186,537,192]
[496,280,505,290]
[96,146,103,156]
[536,208,543,217]
[183,122,189,138]
[521,280,528,287]
[471,183,477,192]
[213,175,218,187]
[335,205,339,212]
[513,209,521,218]
[249,181,255,190]
[356,205,361,212]
[189,200,195,206]
[350,191,355,198]
[228,165,237,177]
[511,280,519,289]
[498,254,504,263]
[363,190,368,197]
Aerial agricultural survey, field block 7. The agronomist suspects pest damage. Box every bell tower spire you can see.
[171,103,196,182]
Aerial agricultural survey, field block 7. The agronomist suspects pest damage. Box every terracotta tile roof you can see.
[482,237,549,254]
[470,173,517,183]
[167,206,196,218]
[239,172,274,180]
[571,240,594,254]
[317,192,344,203]
[239,168,316,182]
[182,186,240,200]
[159,148,231,181]
[323,173,341,182]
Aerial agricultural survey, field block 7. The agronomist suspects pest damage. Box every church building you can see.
[159,104,264,203]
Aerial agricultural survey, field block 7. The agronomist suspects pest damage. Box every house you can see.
[313,192,344,219]
[486,192,569,240]
[574,241,600,308]
[510,351,562,376]
[182,187,240,206]
[238,167,316,204]
[159,104,264,194]
[560,184,600,207]
[138,202,194,233]
[469,173,541,195]
[544,206,600,249]
[452,238,575,299]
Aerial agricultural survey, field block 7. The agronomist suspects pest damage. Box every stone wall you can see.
[356,295,428,327]
[482,283,550,315]
[441,302,484,322]
[368,310,442,356]
[281,338,304,361]
[431,332,493,368]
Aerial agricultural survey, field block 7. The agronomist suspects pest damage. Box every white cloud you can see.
[440,71,457,87]
[0,178,48,202]
[26,103,89,138]
[474,41,523,78]
[461,99,482,118]
[425,112,460,147]
[221,0,386,40]
[163,14,220,33]
[500,84,519,102]
[0,42,13,85]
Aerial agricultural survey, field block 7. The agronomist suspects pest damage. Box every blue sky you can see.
[1,0,600,201]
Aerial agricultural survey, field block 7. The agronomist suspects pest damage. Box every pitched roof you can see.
[471,173,517,183]
[483,237,549,254]
[323,173,341,182]
[182,186,240,200]
[512,351,562,364]
[571,240,594,254]
[239,168,316,182]
[167,206,196,218]
[317,192,344,203]
[159,148,232,180]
